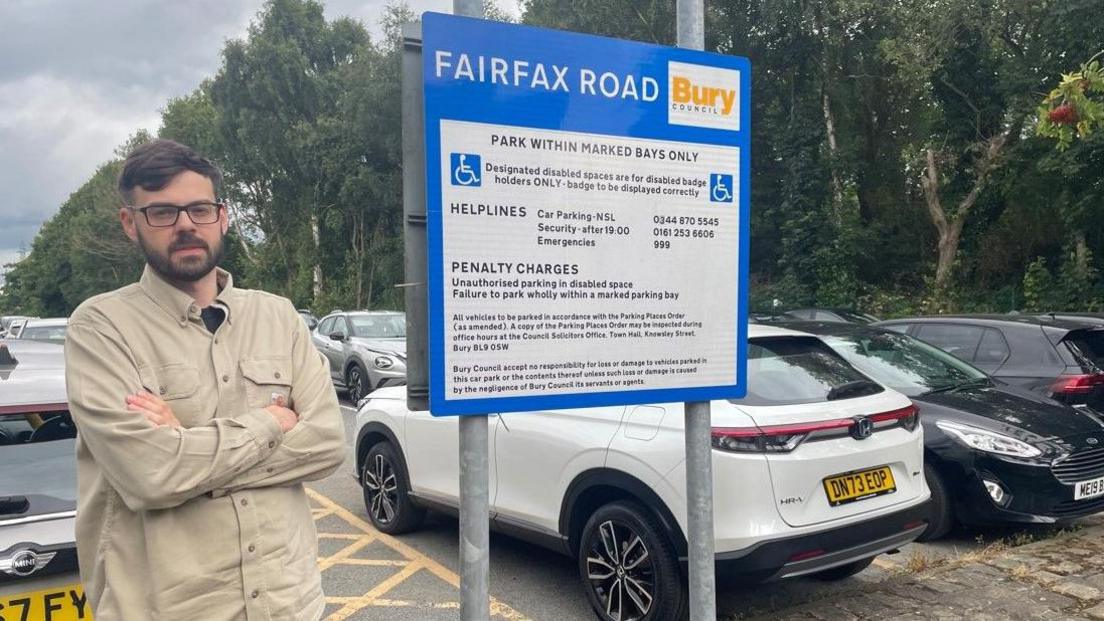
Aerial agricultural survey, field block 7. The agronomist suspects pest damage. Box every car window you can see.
[787,309,813,320]
[1063,330,1104,372]
[332,317,349,337]
[824,332,988,397]
[19,325,67,342]
[0,410,77,446]
[731,336,883,406]
[880,323,911,334]
[974,328,1010,365]
[349,315,406,339]
[914,324,985,361]
[318,317,335,335]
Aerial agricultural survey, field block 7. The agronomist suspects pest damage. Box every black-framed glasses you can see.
[129,201,224,227]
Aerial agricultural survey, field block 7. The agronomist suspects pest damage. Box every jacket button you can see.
[248,544,255,553]
[158,386,166,395]
[251,590,259,599]
[268,441,276,448]
[222,375,230,383]
[240,498,249,507]
[274,372,281,379]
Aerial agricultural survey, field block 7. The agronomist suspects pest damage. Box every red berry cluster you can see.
[1048,103,1079,125]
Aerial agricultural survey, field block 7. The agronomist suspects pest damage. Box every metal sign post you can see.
[449,1,491,618]
[678,4,718,620]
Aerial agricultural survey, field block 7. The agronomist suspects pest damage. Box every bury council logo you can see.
[667,61,741,131]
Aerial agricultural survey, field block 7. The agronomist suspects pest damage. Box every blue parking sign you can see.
[423,13,751,416]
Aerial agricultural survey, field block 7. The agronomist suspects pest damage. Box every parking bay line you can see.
[307,487,530,621]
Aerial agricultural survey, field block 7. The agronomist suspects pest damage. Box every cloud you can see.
[0,0,523,266]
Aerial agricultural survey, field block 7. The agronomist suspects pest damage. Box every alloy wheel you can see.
[348,366,365,403]
[364,453,398,525]
[585,519,656,621]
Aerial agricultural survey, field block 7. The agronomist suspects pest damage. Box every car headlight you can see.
[373,356,394,370]
[935,420,1042,458]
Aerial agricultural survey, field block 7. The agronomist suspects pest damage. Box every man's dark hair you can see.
[118,139,223,204]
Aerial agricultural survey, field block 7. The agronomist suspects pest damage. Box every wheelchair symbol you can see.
[451,153,481,187]
[710,174,733,203]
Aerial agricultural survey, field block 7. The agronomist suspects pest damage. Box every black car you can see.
[297,309,319,330]
[876,315,1104,411]
[791,321,1104,540]
[786,308,880,324]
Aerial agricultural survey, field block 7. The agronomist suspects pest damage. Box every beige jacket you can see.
[65,266,345,620]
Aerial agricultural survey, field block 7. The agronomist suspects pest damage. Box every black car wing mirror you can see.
[329,332,346,342]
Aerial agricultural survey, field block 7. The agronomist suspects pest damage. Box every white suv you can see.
[353,325,930,620]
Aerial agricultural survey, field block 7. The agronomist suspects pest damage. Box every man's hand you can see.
[264,404,299,433]
[127,391,182,428]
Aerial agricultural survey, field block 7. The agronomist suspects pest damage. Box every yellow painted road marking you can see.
[307,487,530,620]
[317,533,362,541]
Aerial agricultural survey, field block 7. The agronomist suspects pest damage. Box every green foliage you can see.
[0,160,142,315]
[5,0,1104,320]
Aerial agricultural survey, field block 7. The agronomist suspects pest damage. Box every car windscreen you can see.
[822,331,988,397]
[0,410,78,513]
[835,310,878,324]
[19,325,67,342]
[730,336,884,406]
[349,314,406,339]
[1063,329,1104,373]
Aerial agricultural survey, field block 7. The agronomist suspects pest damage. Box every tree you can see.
[1037,52,1104,149]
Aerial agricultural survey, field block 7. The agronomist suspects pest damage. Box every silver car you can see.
[0,340,85,616]
[312,311,406,404]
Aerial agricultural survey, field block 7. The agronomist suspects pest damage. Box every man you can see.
[65,139,345,620]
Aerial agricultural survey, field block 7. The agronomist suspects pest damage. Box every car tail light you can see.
[1051,374,1104,394]
[711,404,919,453]
[873,404,919,432]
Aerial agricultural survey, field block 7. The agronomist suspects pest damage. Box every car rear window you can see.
[732,336,884,406]
[0,410,76,446]
[1063,330,1104,372]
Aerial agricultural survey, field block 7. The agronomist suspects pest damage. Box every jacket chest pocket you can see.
[138,363,205,426]
[240,358,294,409]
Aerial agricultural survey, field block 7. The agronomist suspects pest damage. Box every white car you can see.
[353,325,930,620]
[1,340,84,618]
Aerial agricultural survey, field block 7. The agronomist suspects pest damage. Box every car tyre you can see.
[917,462,954,542]
[578,501,687,621]
[361,441,424,534]
[347,362,369,404]
[810,556,875,581]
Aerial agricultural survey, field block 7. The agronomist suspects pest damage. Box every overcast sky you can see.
[0,0,520,281]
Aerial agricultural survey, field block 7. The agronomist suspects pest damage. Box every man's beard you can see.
[137,229,225,283]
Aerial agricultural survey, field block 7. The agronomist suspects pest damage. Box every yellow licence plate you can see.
[0,584,90,620]
[823,466,897,506]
